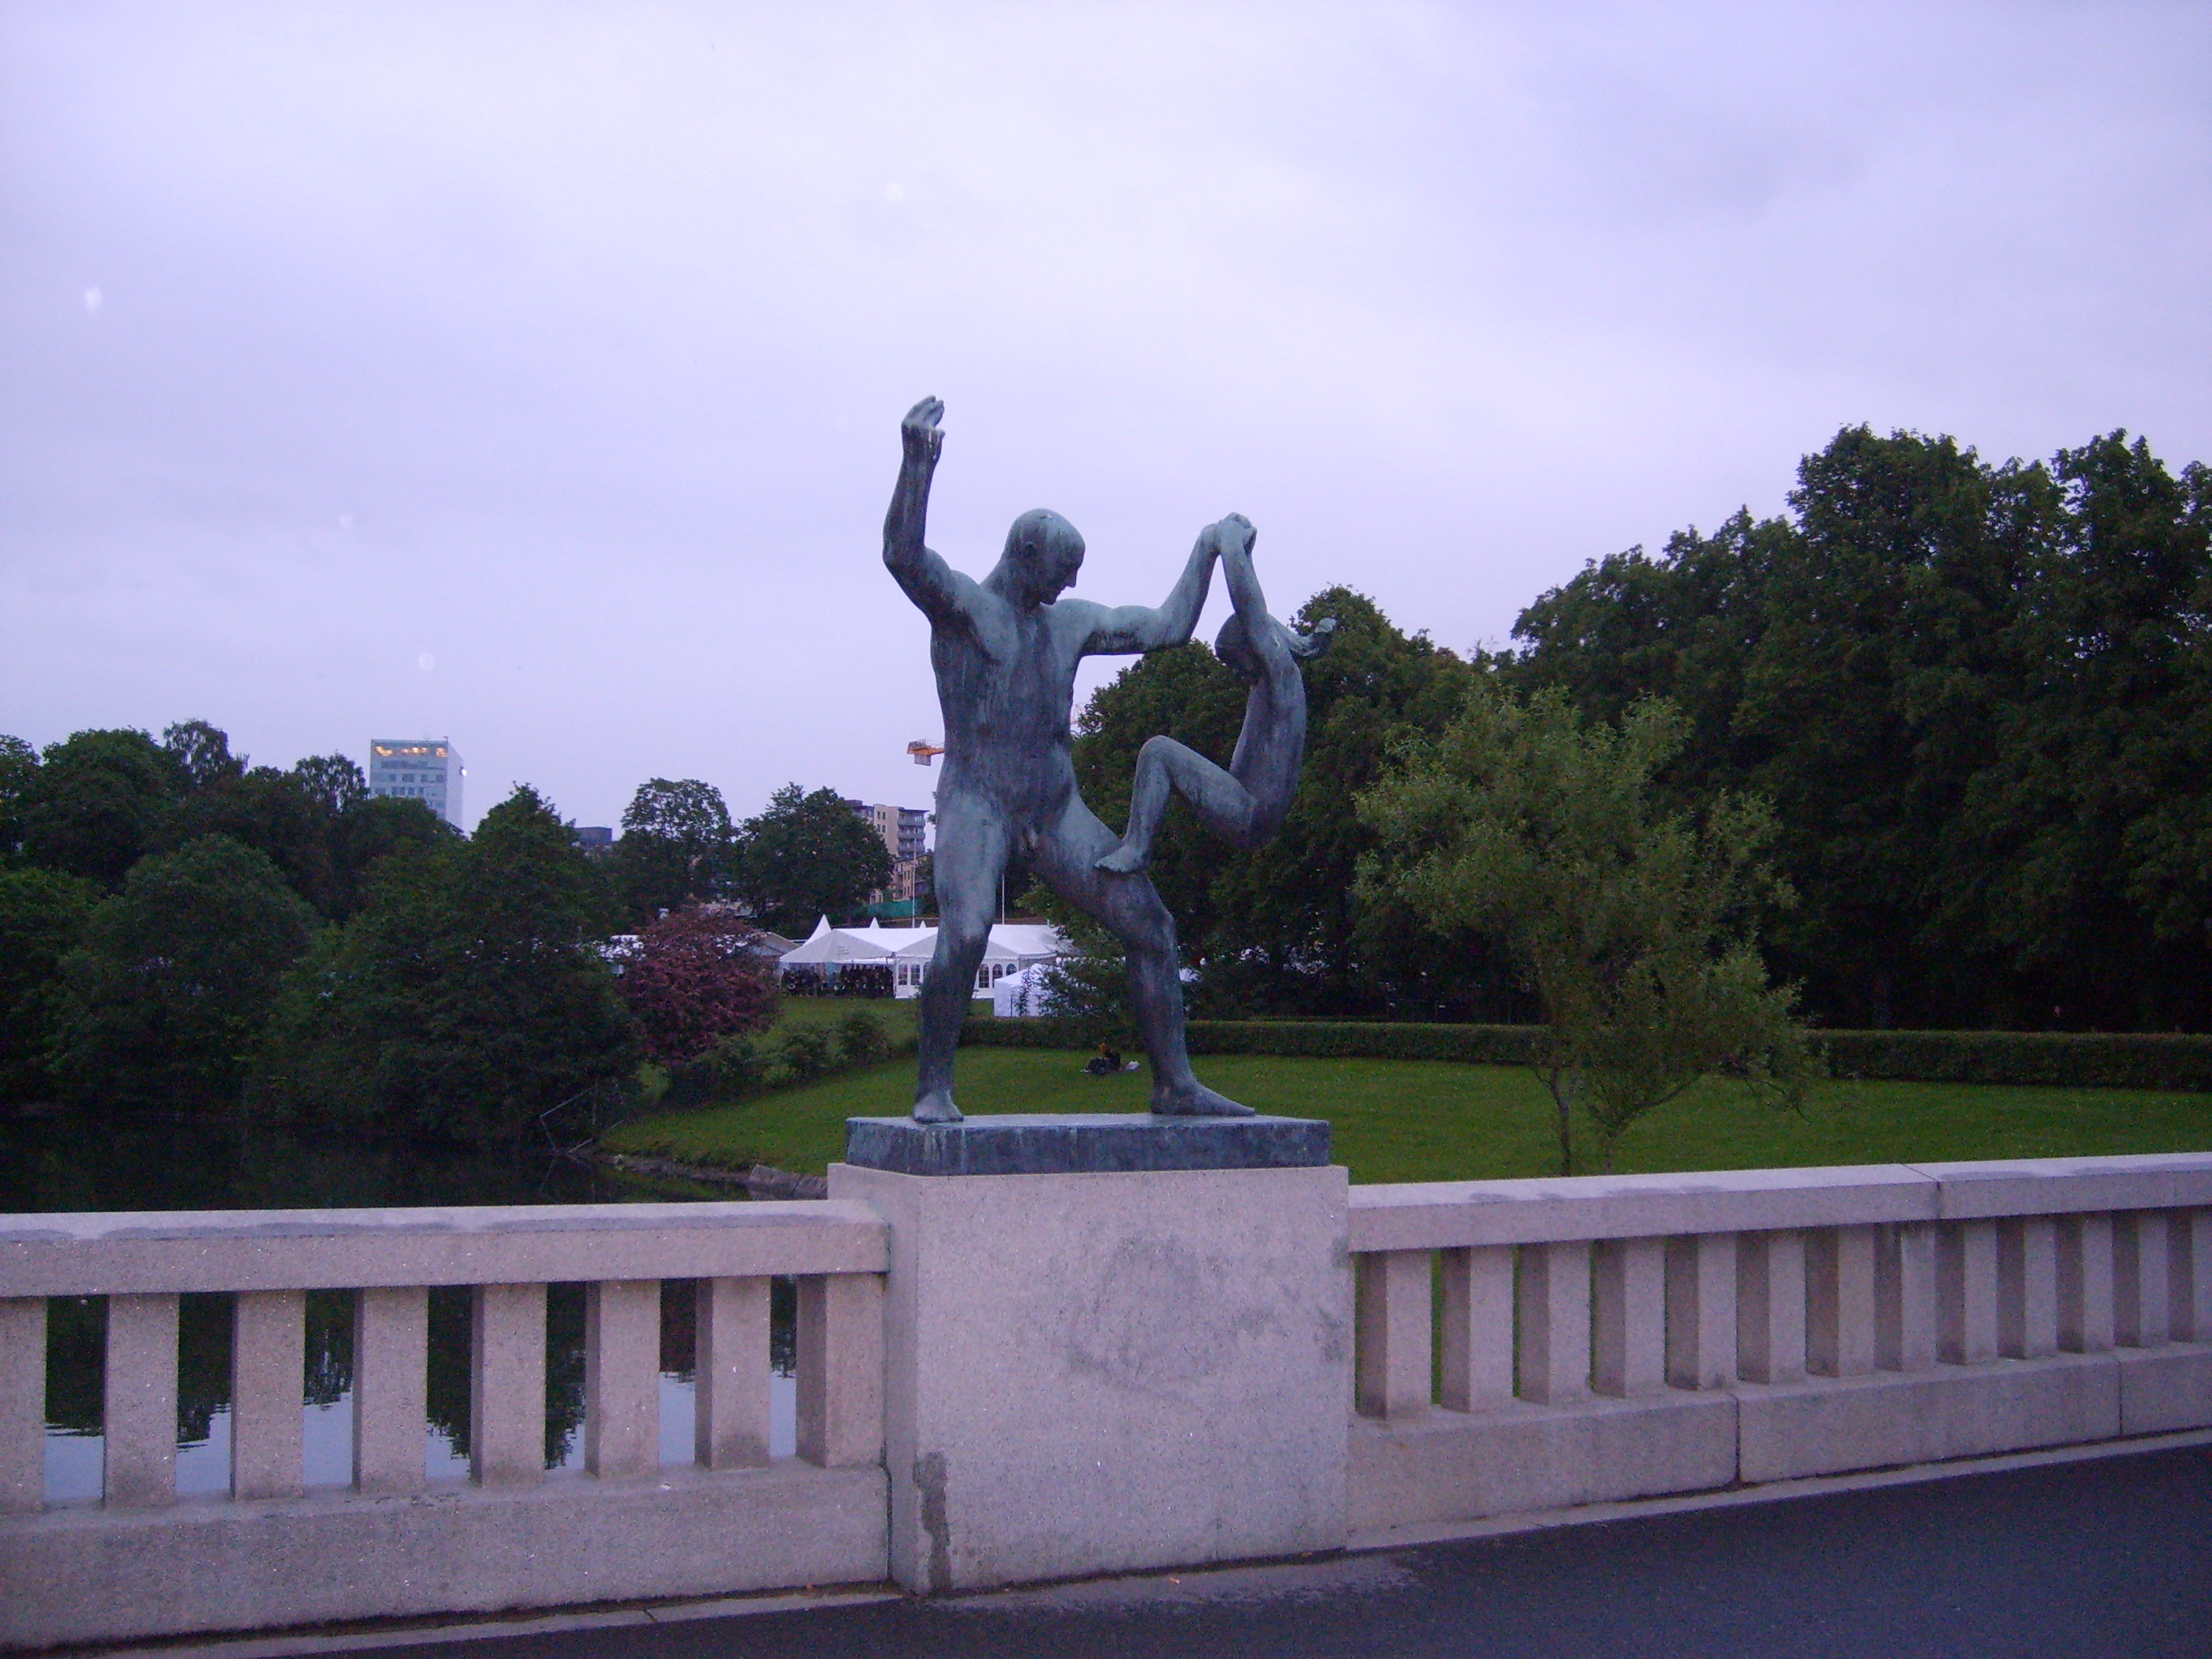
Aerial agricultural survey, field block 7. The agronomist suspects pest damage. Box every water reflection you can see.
[4,1107,799,1503]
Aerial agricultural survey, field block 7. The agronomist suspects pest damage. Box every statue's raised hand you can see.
[903,397,945,467]
[1217,512,1255,558]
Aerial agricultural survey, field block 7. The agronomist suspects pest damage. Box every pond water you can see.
[1,1107,797,1504]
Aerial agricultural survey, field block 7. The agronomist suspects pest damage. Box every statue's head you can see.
[1001,508,1086,606]
[1214,611,1264,683]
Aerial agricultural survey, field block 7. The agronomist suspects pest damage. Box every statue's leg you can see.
[913,793,1008,1123]
[1037,800,1253,1117]
[1097,735,1258,874]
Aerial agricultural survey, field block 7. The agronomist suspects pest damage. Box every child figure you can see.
[1098,514,1334,874]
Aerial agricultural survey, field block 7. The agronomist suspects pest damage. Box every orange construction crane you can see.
[907,739,946,767]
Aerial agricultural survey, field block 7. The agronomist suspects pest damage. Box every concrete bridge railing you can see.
[0,1201,889,1648]
[3,1152,2210,1648]
[1346,1155,2212,1532]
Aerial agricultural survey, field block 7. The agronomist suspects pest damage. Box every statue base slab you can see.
[842,1112,1330,1177]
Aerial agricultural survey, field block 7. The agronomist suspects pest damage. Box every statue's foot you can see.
[1151,1081,1257,1118]
[1094,841,1148,874]
[912,1090,965,1124]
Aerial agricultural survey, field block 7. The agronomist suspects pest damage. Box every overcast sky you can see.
[3,2,2207,831]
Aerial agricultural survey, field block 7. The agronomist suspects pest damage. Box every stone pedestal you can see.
[827,1158,1352,1592]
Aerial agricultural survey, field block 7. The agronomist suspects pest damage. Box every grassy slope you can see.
[605,1048,2212,1185]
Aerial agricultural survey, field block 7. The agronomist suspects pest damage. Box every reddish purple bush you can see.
[618,908,781,1065]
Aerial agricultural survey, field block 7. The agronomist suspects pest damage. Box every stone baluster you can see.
[1807,1225,1877,1379]
[1938,1221,1999,1364]
[1736,1231,1806,1384]
[694,1276,771,1470]
[2174,1210,2210,1344]
[1591,1238,1665,1397]
[1997,1217,2058,1360]
[230,1290,305,1500]
[1516,1240,1591,1404]
[2056,1214,2116,1353]
[353,1287,428,1496]
[1,1297,44,1514]
[2115,1212,2170,1349]
[104,1293,178,1508]
[796,1273,884,1469]
[1875,1221,1939,1372]
[1437,1246,1514,1412]
[585,1280,661,1480]
[471,1284,547,1487]
[1664,1233,1737,1390]
[1356,1251,1433,1419]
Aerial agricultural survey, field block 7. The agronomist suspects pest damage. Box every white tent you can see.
[991,962,1057,1018]
[776,915,894,966]
[778,920,1068,996]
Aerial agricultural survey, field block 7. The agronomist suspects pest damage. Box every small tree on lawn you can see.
[1357,685,1815,1174]
[619,907,781,1066]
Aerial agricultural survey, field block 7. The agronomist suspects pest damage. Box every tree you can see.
[252,786,635,1146]
[617,907,780,1065]
[0,866,101,1101]
[1507,424,2212,1032]
[730,784,892,936]
[611,778,736,923]
[1358,687,1813,1174]
[0,734,38,861]
[46,836,318,1115]
[162,719,247,792]
[17,728,182,887]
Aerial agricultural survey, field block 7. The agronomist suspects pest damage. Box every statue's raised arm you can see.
[883,396,962,623]
[1076,522,1219,657]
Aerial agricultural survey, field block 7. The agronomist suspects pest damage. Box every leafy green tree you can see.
[0,735,38,861]
[46,836,318,1115]
[17,729,182,887]
[730,784,892,936]
[1510,423,2212,1033]
[161,719,247,792]
[326,794,456,918]
[612,778,737,923]
[0,867,101,1101]
[291,753,370,815]
[252,786,635,1146]
[1358,687,1813,1174]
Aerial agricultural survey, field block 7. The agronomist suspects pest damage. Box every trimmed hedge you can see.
[958,1017,2212,1091]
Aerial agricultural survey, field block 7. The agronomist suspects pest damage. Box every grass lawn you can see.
[603,1048,2212,1185]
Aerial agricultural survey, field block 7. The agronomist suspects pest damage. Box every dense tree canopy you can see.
[0,866,101,1101]
[730,783,892,936]
[251,786,636,1146]
[47,836,318,1115]
[610,777,736,924]
[1508,425,2212,1031]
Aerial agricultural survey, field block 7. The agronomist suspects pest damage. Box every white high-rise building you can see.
[368,738,464,827]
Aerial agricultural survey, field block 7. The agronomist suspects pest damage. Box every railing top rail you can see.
[1347,1152,2212,1251]
[0,1199,888,1298]
[1911,1152,2212,1219]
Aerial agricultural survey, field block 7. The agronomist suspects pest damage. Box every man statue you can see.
[884,396,1250,1122]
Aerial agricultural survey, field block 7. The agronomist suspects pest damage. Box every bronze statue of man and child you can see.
[883,397,1332,1124]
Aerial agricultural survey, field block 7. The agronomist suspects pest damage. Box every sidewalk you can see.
[112,1443,2212,1659]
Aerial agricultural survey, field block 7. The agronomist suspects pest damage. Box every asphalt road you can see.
[368,1445,2212,1659]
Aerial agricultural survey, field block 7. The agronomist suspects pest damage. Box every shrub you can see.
[617,907,780,1065]
[958,1018,2212,1090]
[837,1008,891,1066]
